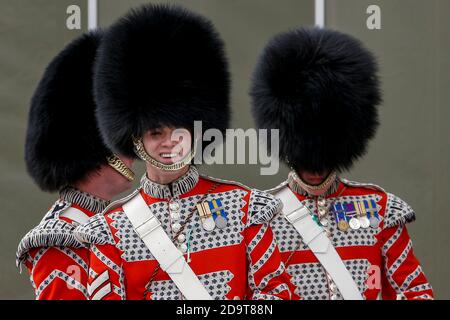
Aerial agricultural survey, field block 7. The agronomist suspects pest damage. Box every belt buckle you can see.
[285,207,309,224]
[135,216,161,238]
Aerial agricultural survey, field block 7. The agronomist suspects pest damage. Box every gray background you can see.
[1,0,448,299]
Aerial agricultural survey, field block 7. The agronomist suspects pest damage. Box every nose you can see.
[160,129,179,148]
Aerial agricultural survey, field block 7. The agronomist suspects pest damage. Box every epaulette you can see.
[16,200,82,268]
[264,179,289,195]
[246,189,283,226]
[383,193,416,228]
[73,214,116,246]
[199,173,252,191]
[340,178,386,193]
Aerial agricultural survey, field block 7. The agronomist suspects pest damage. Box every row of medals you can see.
[168,199,228,253]
[316,198,380,232]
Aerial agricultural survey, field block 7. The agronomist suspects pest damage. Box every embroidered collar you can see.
[59,187,110,213]
[288,170,340,198]
[141,165,200,199]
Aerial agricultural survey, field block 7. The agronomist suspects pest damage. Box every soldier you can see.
[73,4,297,300]
[16,31,135,299]
[250,27,433,300]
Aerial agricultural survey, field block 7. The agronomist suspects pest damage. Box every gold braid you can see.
[107,155,135,181]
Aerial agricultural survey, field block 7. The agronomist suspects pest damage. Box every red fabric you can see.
[87,177,297,300]
[283,182,433,300]
[25,205,96,300]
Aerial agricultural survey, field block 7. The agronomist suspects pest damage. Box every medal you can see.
[349,217,361,230]
[202,216,216,231]
[370,216,379,228]
[344,202,357,215]
[354,200,370,229]
[197,201,216,231]
[365,199,380,229]
[338,219,349,232]
[215,215,228,229]
[209,198,229,229]
[359,216,370,228]
[343,202,360,230]
[333,203,349,232]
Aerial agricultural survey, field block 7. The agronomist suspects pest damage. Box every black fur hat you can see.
[25,30,111,192]
[251,27,381,173]
[94,4,230,158]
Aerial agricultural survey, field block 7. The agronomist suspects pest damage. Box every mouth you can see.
[158,151,183,163]
[160,153,179,158]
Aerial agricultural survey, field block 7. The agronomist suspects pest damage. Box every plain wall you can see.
[326,0,450,299]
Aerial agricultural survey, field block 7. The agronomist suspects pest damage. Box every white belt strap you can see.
[274,187,363,300]
[122,193,212,300]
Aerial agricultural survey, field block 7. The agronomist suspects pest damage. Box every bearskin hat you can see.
[25,30,111,192]
[250,27,381,173]
[94,4,230,158]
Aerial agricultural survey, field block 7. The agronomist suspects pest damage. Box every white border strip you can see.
[315,0,325,28]
[88,0,98,30]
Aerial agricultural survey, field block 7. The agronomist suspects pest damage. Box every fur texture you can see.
[94,4,230,158]
[251,27,381,173]
[25,31,110,192]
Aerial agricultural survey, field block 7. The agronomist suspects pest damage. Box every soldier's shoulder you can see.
[246,188,283,226]
[383,192,416,228]
[264,180,290,195]
[73,189,143,246]
[16,199,83,268]
[199,173,252,191]
[341,179,416,228]
[101,189,141,215]
[73,213,117,246]
[339,178,386,193]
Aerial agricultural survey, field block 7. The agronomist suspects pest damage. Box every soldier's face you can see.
[142,126,192,164]
[298,170,331,186]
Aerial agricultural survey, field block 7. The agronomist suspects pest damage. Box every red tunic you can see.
[75,166,297,300]
[16,188,110,300]
[269,174,434,300]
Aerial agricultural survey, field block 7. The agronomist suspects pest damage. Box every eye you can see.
[150,130,162,136]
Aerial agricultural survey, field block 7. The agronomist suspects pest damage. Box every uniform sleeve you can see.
[16,214,90,300]
[244,190,299,300]
[26,246,89,300]
[74,214,126,300]
[380,194,434,300]
[86,243,126,300]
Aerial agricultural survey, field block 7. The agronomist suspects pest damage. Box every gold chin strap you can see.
[132,137,198,172]
[107,155,135,181]
[291,170,337,193]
